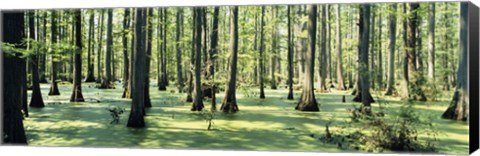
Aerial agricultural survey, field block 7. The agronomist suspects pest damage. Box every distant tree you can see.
[296,5,319,112]
[427,3,436,80]
[335,4,347,90]
[48,10,60,96]
[175,8,185,93]
[208,7,220,111]
[259,6,266,99]
[318,5,327,93]
[85,10,96,82]
[442,2,468,121]
[96,10,105,84]
[122,8,131,98]
[287,5,294,100]
[70,10,85,102]
[359,4,372,107]
[2,11,28,144]
[220,6,240,113]
[385,4,398,96]
[99,9,115,89]
[144,8,153,108]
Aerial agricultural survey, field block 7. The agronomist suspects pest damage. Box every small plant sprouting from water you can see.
[201,110,215,131]
[106,106,126,124]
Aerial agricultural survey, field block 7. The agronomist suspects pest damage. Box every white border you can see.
[0,0,477,156]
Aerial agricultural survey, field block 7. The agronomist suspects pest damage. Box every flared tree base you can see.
[441,91,468,121]
[352,92,375,103]
[295,100,319,112]
[220,102,238,113]
[70,87,85,102]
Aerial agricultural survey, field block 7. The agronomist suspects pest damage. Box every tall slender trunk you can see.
[186,8,195,102]
[191,8,204,111]
[209,7,220,111]
[296,5,319,112]
[318,5,327,92]
[85,11,96,82]
[122,8,131,98]
[127,8,147,128]
[360,4,372,107]
[270,6,278,90]
[175,8,184,92]
[385,4,398,96]
[406,3,426,101]
[70,10,85,102]
[220,6,239,113]
[48,10,60,96]
[441,2,468,121]
[335,4,346,90]
[99,9,114,89]
[259,6,266,99]
[287,5,294,100]
[29,10,45,109]
[96,10,105,83]
[427,3,435,80]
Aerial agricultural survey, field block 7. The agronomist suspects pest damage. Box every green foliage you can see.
[322,101,439,153]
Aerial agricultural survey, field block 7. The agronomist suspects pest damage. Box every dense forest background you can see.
[2,2,470,154]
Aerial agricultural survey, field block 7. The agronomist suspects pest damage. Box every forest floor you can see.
[24,81,468,154]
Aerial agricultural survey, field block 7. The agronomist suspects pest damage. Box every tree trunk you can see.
[220,6,240,113]
[385,4,398,96]
[85,11,96,82]
[70,10,85,102]
[335,4,346,90]
[28,11,45,109]
[158,9,168,91]
[259,6,266,99]
[186,8,195,102]
[96,10,105,84]
[353,5,375,104]
[175,8,184,93]
[270,6,278,90]
[360,4,372,107]
[99,9,114,89]
[296,5,319,112]
[326,5,333,88]
[191,8,204,111]
[122,8,131,98]
[39,11,48,83]
[318,5,327,93]
[144,8,153,108]
[127,8,147,128]
[377,10,384,90]
[441,2,468,121]
[406,3,427,101]
[287,5,294,100]
[427,3,435,80]
[209,7,220,111]
[48,10,60,96]
[3,11,28,144]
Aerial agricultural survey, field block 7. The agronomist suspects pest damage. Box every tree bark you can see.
[85,11,96,82]
[318,5,327,93]
[127,8,147,128]
[360,4,372,107]
[99,9,114,89]
[385,4,398,96]
[28,11,45,109]
[441,2,468,121]
[270,6,278,90]
[191,8,204,111]
[406,3,427,101]
[122,8,131,98]
[220,6,240,113]
[70,10,85,102]
[186,8,195,102]
[175,8,185,93]
[96,10,105,84]
[335,5,346,90]
[259,6,266,99]
[296,5,319,112]
[209,7,220,111]
[2,11,28,144]
[427,3,435,80]
[48,10,60,96]
[287,5,294,100]
[144,8,153,108]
